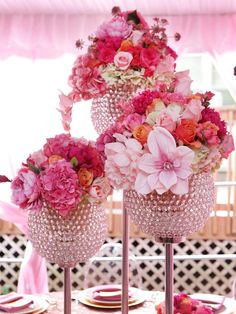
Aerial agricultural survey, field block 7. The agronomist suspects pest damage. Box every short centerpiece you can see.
[58,7,181,134]
[7,133,112,314]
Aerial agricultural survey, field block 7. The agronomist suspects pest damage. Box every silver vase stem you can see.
[64,267,71,314]
[165,243,174,314]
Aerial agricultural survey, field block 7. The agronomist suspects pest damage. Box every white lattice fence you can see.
[0,235,235,296]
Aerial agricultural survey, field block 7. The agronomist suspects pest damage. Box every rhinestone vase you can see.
[91,84,137,135]
[28,203,107,267]
[124,172,215,242]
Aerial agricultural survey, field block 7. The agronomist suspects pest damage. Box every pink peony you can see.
[11,168,42,210]
[114,51,133,70]
[182,98,204,121]
[174,70,192,96]
[96,16,132,39]
[105,138,143,190]
[40,160,81,215]
[220,133,235,158]
[135,127,194,195]
[89,177,112,202]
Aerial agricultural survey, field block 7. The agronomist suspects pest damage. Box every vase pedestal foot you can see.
[64,267,71,314]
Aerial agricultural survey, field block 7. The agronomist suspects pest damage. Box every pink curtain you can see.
[0,201,48,294]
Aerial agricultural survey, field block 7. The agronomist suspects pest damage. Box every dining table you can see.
[40,290,236,314]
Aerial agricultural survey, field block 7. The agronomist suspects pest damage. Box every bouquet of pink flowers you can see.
[96,85,235,195]
[7,134,112,216]
[58,6,181,131]
[155,293,214,314]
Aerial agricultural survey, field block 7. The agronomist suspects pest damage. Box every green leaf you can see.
[127,10,141,25]
[27,162,40,174]
[70,156,78,167]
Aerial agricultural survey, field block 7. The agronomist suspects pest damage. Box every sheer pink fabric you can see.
[0,201,48,294]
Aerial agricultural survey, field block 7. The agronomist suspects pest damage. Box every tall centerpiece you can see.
[97,86,235,313]
[6,133,112,314]
[58,7,181,135]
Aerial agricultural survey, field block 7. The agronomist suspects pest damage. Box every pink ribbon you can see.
[0,201,48,294]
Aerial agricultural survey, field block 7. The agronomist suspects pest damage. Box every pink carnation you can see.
[11,168,42,210]
[132,90,160,114]
[40,160,81,215]
[200,108,227,139]
[140,47,160,69]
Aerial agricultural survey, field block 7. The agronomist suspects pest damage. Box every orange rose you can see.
[175,119,197,144]
[133,123,153,145]
[78,168,93,187]
[120,39,134,51]
[48,155,64,164]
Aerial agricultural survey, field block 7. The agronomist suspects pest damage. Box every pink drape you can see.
[0,201,48,294]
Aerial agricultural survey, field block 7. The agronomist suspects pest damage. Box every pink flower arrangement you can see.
[58,7,181,131]
[96,86,235,195]
[155,293,214,314]
[9,134,112,216]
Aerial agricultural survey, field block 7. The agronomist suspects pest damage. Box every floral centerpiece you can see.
[155,293,214,314]
[58,6,181,132]
[95,80,235,240]
[10,133,111,214]
[97,88,234,195]
[3,133,112,267]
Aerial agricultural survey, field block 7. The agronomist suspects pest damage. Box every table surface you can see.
[41,290,236,314]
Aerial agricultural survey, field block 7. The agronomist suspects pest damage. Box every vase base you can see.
[155,236,185,244]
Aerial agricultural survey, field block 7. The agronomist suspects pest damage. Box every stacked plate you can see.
[77,284,145,309]
[0,292,49,314]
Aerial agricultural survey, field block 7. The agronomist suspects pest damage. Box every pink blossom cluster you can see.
[156,293,214,314]
[97,80,235,196]
[59,7,181,131]
[10,134,112,216]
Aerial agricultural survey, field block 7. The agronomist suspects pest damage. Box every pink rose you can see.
[89,177,112,202]
[155,111,176,132]
[220,133,235,158]
[123,113,145,131]
[156,55,175,74]
[114,51,133,70]
[11,168,41,210]
[140,47,160,69]
[197,121,220,146]
[174,70,192,96]
[182,98,204,121]
[40,160,81,215]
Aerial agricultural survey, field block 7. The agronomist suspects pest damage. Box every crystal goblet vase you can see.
[124,171,215,314]
[124,171,215,242]
[28,202,107,314]
[91,84,137,135]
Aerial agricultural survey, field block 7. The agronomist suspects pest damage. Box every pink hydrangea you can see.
[105,138,143,190]
[11,168,42,210]
[40,160,81,215]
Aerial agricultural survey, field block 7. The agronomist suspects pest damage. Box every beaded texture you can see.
[124,172,215,241]
[28,203,107,267]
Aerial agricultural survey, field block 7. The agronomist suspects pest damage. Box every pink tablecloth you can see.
[42,291,236,314]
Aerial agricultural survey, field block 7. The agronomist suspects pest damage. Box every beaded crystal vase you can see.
[27,202,108,267]
[91,84,137,135]
[124,171,215,243]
